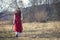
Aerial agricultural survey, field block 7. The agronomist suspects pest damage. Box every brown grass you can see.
[0,21,60,40]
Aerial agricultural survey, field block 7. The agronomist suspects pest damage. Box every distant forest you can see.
[22,2,60,22]
[0,0,60,22]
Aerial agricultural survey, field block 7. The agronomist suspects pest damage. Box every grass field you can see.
[0,21,60,40]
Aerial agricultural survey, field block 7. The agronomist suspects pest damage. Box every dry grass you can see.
[0,21,60,40]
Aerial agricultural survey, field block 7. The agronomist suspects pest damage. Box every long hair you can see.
[16,8,21,16]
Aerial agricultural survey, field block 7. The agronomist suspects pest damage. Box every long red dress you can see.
[14,10,23,32]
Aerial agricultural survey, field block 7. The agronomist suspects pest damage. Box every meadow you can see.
[0,21,60,40]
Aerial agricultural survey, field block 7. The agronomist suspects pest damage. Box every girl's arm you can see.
[21,13,23,21]
[13,14,15,25]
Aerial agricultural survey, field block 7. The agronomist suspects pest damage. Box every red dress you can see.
[14,10,23,32]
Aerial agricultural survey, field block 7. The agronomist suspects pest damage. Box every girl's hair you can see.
[16,8,21,16]
[18,10,21,16]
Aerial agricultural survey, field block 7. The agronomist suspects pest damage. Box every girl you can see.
[13,8,23,37]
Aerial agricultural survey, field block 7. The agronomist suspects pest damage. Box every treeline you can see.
[22,2,60,22]
[0,2,60,23]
